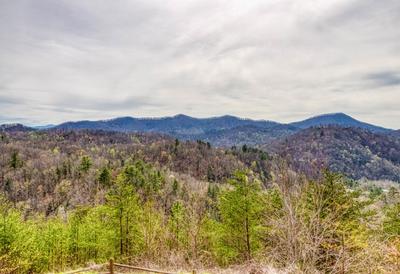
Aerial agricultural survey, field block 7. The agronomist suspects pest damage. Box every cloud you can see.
[0,0,399,128]
[365,71,400,87]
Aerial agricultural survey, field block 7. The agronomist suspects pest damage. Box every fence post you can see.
[192,270,196,274]
[109,258,114,274]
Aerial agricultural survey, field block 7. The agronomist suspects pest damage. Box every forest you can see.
[1,130,400,273]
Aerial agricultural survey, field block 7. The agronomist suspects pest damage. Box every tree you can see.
[106,174,141,257]
[383,203,400,272]
[217,170,265,263]
[121,161,164,200]
[172,179,179,196]
[98,167,111,187]
[9,151,22,169]
[296,172,369,272]
[168,201,188,250]
[384,203,400,238]
[79,155,92,173]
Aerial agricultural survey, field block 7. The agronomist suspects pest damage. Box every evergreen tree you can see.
[79,155,92,173]
[168,201,188,250]
[106,174,141,256]
[217,170,265,263]
[384,203,400,238]
[9,151,21,169]
[297,171,369,272]
[98,167,111,187]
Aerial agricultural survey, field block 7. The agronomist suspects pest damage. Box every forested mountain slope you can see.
[176,124,298,147]
[53,115,291,147]
[0,123,35,132]
[55,114,281,135]
[2,114,398,182]
[51,113,394,148]
[264,126,400,181]
[390,129,400,137]
[1,127,400,274]
[0,130,271,214]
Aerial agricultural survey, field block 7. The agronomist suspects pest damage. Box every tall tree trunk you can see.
[126,214,129,255]
[245,215,251,260]
[119,209,123,255]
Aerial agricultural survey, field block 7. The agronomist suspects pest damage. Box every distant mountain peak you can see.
[290,113,391,133]
[172,114,194,119]
[312,112,350,118]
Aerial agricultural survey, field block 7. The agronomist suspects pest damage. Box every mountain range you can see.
[50,113,396,149]
[1,113,399,182]
[2,112,393,137]
[50,112,393,136]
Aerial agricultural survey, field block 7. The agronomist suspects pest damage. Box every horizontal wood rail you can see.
[53,259,196,274]
[113,263,176,274]
[109,259,196,274]
[63,263,106,274]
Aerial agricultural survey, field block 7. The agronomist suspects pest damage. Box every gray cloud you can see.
[0,0,399,128]
[365,71,400,87]
[0,94,20,105]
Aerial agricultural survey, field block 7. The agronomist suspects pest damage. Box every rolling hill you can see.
[2,113,399,181]
[54,113,393,135]
[52,113,394,148]
[264,126,400,181]
[181,124,298,147]
[55,114,281,134]
[0,123,35,132]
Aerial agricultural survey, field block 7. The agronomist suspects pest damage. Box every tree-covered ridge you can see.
[266,126,400,182]
[182,124,298,148]
[53,115,282,135]
[0,130,270,214]
[52,113,393,136]
[2,114,399,183]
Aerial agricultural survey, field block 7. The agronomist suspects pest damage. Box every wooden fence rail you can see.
[56,259,196,274]
[110,259,177,274]
[62,263,106,274]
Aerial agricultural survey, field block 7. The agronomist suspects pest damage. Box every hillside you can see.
[53,115,294,147]
[265,126,400,181]
[0,123,35,132]
[3,115,399,182]
[0,130,271,214]
[183,124,298,147]
[1,127,400,274]
[290,113,391,133]
[390,129,400,137]
[51,113,395,148]
[55,114,281,135]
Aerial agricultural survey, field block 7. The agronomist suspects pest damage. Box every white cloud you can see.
[0,0,399,128]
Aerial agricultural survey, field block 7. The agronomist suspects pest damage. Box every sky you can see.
[0,0,399,128]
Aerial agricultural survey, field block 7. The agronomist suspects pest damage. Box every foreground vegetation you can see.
[0,131,399,273]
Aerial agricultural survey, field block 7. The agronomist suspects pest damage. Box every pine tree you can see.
[384,203,400,238]
[79,155,92,173]
[9,151,21,169]
[168,201,188,250]
[98,167,111,187]
[106,174,141,257]
[217,170,265,263]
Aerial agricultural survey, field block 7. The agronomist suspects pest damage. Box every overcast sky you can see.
[0,0,399,128]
